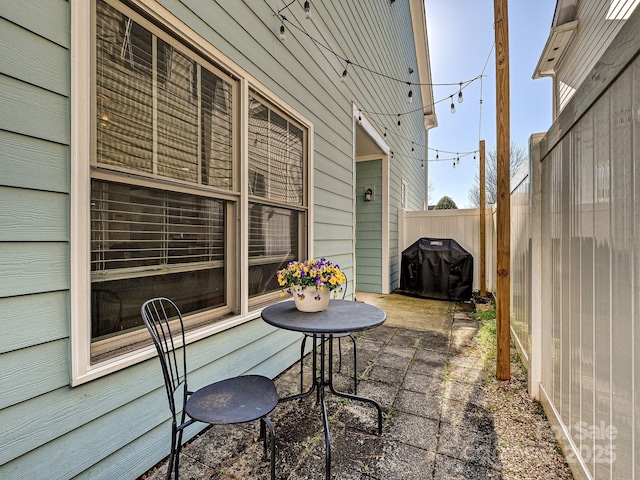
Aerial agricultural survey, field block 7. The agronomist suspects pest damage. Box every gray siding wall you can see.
[0,0,428,478]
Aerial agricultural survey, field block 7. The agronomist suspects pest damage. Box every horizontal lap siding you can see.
[557,0,638,110]
[0,0,77,475]
[0,292,68,354]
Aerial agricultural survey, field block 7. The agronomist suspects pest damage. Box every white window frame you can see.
[71,0,314,385]
[401,179,408,210]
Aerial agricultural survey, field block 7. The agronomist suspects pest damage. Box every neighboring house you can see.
[510,1,640,479]
[0,0,435,477]
[534,0,640,116]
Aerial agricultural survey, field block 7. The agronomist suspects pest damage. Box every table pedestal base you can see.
[279,334,383,479]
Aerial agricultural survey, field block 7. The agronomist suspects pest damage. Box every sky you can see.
[424,0,556,208]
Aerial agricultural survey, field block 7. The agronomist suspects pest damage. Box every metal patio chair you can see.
[299,281,358,394]
[141,297,278,480]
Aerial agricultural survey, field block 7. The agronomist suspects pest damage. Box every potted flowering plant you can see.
[277,258,346,312]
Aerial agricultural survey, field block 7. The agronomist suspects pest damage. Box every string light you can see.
[269,0,493,161]
[270,2,489,172]
[340,60,350,82]
[271,3,482,89]
[357,75,480,120]
[363,112,479,167]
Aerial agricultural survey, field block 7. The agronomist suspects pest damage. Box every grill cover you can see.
[399,238,473,301]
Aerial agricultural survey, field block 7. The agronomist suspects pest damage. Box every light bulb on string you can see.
[458,82,463,103]
[383,128,387,137]
[340,61,349,82]
[304,1,311,18]
[396,115,401,131]
[450,96,456,114]
[358,110,362,122]
[411,142,415,152]
[407,86,413,104]
[279,24,286,40]
[436,150,439,160]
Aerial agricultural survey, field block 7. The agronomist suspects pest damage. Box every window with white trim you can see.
[88,0,308,363]
[401,179,408,210]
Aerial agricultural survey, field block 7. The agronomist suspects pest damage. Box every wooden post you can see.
[494,0,511,380]
[479,140,486,297]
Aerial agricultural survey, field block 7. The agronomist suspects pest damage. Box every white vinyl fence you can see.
[398,207,496,293]
[510,9,640,479]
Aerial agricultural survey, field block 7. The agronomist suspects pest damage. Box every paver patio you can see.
[140,293,545,479]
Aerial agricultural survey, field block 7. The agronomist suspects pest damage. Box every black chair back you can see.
[141,297,188,418]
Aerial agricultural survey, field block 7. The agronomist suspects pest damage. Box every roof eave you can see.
[409,0,438,130]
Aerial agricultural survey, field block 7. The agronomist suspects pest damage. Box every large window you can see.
[86,0,308,364]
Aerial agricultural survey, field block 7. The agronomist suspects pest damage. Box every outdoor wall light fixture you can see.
[364,188,373,202]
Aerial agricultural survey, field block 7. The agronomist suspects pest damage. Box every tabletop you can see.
[261,299,386,334]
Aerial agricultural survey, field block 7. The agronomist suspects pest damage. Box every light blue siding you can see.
[0,243,69,298]
[0,131,69,192]
[0,187,69,241]
[0,0,70,49]
[356,159,383,292]
[0,75,69,144]
[1,340,70,410]
[0,292,68,354]
[0,17,69,96]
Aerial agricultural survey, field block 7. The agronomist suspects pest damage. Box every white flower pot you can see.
[292,286,331,312]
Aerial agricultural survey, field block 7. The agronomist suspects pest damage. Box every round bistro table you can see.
[261,299,386,479]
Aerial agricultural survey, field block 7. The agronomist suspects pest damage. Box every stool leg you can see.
[349,333,357,395]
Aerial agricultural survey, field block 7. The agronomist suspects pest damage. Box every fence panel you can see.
[398,208,495,293]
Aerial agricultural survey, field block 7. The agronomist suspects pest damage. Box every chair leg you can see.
[165,425,176,480]
[261,416,276,480]
[337,337,343,373]
[167,421,183,480]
